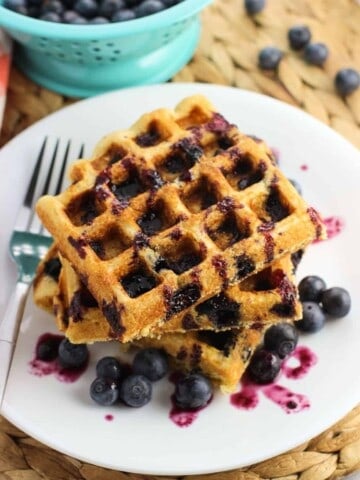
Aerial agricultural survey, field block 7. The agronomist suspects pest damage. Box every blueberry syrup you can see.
[105,414,114,421]
[323,216,345,241]
[230,345,317,414]
[300,164,309,171]
[29,333,88,383]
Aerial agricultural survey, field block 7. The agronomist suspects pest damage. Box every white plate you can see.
[1,83,360,476]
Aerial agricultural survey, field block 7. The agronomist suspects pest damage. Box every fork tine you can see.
[41,139,59,197]
[24,138,47,208]
[54,140,70,195]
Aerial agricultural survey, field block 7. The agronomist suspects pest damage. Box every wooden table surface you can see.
[1,1,360,479]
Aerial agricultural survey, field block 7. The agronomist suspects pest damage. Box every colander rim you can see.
[0,0,212,38]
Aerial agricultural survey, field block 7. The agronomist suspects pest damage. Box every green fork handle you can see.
[0,281,29,411]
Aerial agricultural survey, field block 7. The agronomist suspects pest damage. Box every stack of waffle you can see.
[33,95,325,392]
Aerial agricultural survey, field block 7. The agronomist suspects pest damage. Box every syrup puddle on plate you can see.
[231,345,317,414]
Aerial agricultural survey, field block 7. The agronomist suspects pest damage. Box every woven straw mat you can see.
[1,0,360,479]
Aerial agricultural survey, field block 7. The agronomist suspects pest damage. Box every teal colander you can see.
[0,0,211,97]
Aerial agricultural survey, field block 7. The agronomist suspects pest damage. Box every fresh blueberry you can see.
[124,0,141,5]
[258,47,283,70]
[321,287,351,317]
[298,275,326,302]
[119,374,152,407]
[174,373,213,409]
[63,10,86,22]
[162,0,181,5]
[244,0,265,15]
[135,0,166,17]
[304,43,329,66]
[263,323,299,359]
[288,25,311,50]
[74,0,98,18]
[133,348,168,381]
[41,0,64,14]
[111,8,136,21]
[335,68,360,96]
[89,16,110,23]
[98,0,125,17]
[296,302,326,333]
[90,377,119,406]
[36,336,61,362]
[289,178,302,195]
[39,11,62,21]
[96,356,124,381]
[58,338,89,369]
[248,349,281,384]
[3,0,28,13]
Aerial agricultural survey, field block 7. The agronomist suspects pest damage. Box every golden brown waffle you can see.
[34,244,302,343]
[33,249,268,392]
[36,95,325,342]
[33,243,61,313]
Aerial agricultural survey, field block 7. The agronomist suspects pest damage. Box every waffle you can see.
[33,243,61,313]
[34,243,302,342]
[33,249,269,392]
[36,95,325,342]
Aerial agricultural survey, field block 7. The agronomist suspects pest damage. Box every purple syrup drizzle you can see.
[29,333,88,383]
[105,414,114,421]
[300,164,309,171]
[230,345,317,414]
[323,216,345,241]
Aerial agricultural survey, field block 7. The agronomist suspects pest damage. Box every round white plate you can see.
[1,83,360,476]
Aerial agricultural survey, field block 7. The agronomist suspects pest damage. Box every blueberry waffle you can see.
[36,95,325,342]
[34,244,301,343]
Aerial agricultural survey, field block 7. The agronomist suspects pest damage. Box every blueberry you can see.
[99,0,125,17]
[133,348,168,381]
[39,11,62,21]
[90,377,119,406]
[63,10,86,22]
[58,338,89,369]
[258,47,283,70]
[298,275,326,302]
[41,0,64,14]
[162,0,181,5]
[124,0,141,5]
[4,0,28,13]
[135,0,166,17]
[119,374,152,407]
[248,349,281,384]
[244,0,265,15]
[289,178,302,195]
[89,16,110,23]
[111,8,136,21]
[335,68,360,96]
[174,373,212,409]
[296,302,326,333]
[96,356,124,381]
[304,43,329,66]
[74,0,98,18]
[321,287,351,317]
[36,336,61,362]
[264,323,299,359]
[288,25,311,50]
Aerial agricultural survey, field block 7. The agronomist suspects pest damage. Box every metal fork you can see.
[0,138,84,408]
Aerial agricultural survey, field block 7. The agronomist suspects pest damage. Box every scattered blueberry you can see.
[3,0,27,13]
[88,15,109,22]
[41,0,64,14]
[96,356,124,381]
[244,0,265,15]
[298,275,326,302]
[39,11,62,20]
[135,0,165,17]
[58,338,89,369]
[133,348,168,381]
[321,287,351,318]
[248,349,281,384]
[258,47,283,70]
[288,25,311,50]
[98,0,125,16]
[62,10,85,22]
[289,178,302,195]
[36,336,61,361]
[174,373,213,409]
[90,377,119,406]
[335,68,360,96]
[296,301,326,333]
[263,323,299,359]
[304,42,329,66]
[119,374,152,407]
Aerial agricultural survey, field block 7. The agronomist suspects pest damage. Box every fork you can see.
[0,138,84,408]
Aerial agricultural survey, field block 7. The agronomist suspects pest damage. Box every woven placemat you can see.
[1,0,360,478]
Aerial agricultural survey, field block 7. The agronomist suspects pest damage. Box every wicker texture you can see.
[0,0,359,478]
